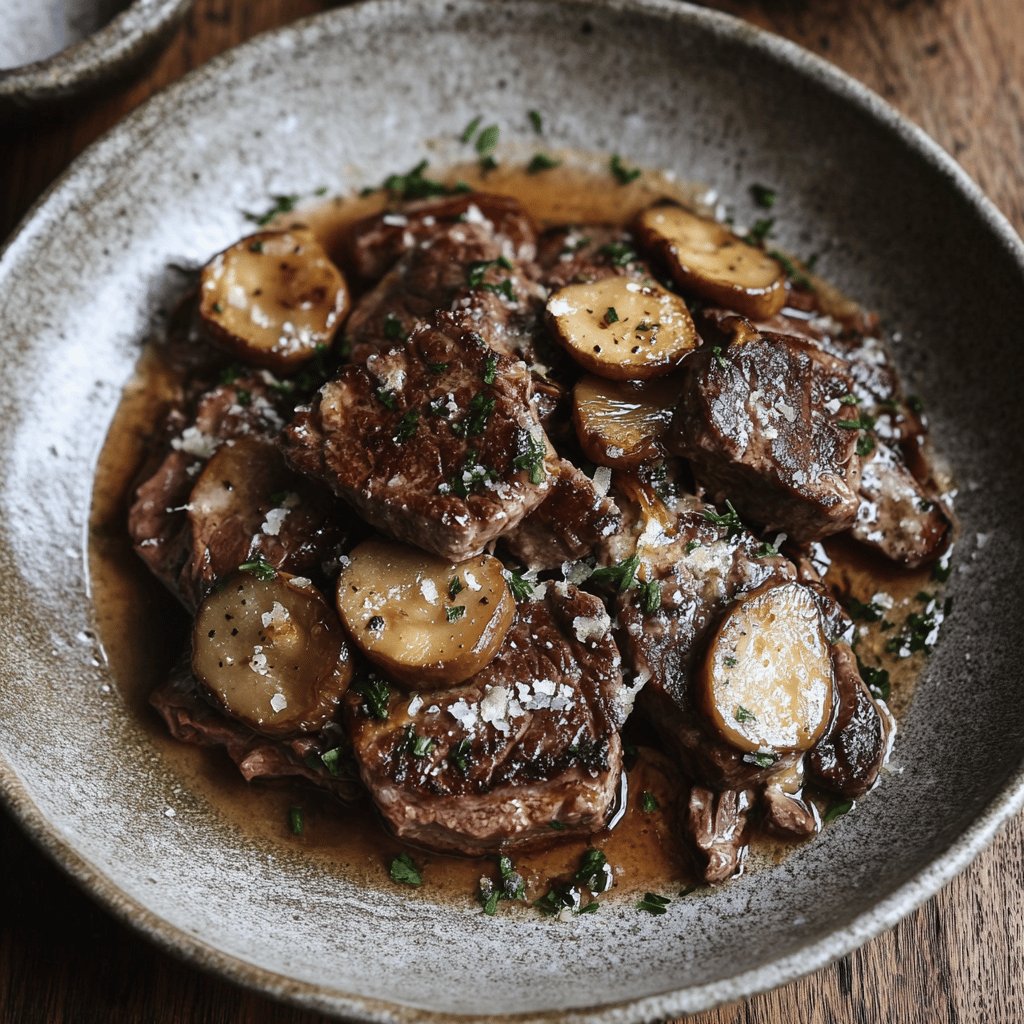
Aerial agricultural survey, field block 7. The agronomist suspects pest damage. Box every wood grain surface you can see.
[1,1,1022,1021]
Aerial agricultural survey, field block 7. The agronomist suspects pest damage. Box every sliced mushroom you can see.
[701,582,834,755]
[635,205,786,320]
[546,276,698,380]
[193,571,353,737]
[572,373,681,467]
[198,228,350,373]
[335,539,515,688]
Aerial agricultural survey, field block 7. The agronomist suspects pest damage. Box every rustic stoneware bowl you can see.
[0,0,192,112]
[1,1,1022,1019]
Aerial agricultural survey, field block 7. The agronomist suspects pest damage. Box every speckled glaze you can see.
[0,0,192,112]
[1,1,1022,1020]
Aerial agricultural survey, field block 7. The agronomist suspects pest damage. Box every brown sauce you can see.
[87,161,949,911]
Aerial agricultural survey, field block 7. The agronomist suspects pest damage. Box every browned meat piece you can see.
[852,441,951,568]
[501,459,621,570]
[128,373,298,605]
[807,643,893,799]
[344,583,628,855]
[761,783,818,838]
[669,328,862,542]
[282,312,556,562]
[184,437,354,606]
[536,225,650,288]
[150,662,360,800]
[685,786,753,883]
[345,192,537,284]
[344,222,545,363]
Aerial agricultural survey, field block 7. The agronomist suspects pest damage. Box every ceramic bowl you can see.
[1,1,1022,1020]
[0,0,192,112]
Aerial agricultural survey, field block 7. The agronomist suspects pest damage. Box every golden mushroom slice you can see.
[636,204,786,320]
[701,582,834,755]
[572,373,681,468]
[546,276,698,380]
[336,539,515,688]
[198,228,350,373]
[193,570,353,737]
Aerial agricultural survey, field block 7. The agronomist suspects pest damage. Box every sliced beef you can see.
[852,441,951,568]
[345,583,628,855]
[345,192,537,284]
[537,225,650,289]
[128,373,298,606]
[669,328,862,542]
[761,783,818,838]
[685,786,753,883]
[344,223,545,364]
[150,662,361,800]
[282,312,555,562]
[501,459,621,570]
[807,643,893,799]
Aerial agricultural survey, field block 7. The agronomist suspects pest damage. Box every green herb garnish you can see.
[598,241,637,267]
[527,152,561,174]
[824,799,854,824]
[743,751,778,769]
[375,387,398,410]
[482,352,498,385]
[589,554,640,593]
[246,193,299,226]
[639,579,661,614]
[354,675,391,720]
[460,115,482,144]
[449,738,472,775]
[604,306,620,325]
[641,791,659,813]
[573,848,613,894]
[750,183,777,209]
[609,153,641,185]
[389,852,422,887]
[746,217,774,244]
[288,806,304,835]
[702,499,743,536]
[446,605,466,623]
[393,410,419,443]
[238,558,277,581]
[528,109,543,134]
[636,892,671,916]
[768,249,813,290]
[448,576,464,600]
[734,706,757,724]
[513,432,547,484]
[505,571,535,602]
[383,312,405,342]
[711,345,729,369]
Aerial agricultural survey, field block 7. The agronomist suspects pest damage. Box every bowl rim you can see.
[2,0,1023,1019]
[0,0,193,105]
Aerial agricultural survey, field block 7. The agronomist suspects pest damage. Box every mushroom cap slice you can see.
[336,539,515,688]
[572,373,681,467]
[636,204,786,320]
[193,571,353,737]
[198,228,350,373]
[701,581,834,754]
[546,276,698,380]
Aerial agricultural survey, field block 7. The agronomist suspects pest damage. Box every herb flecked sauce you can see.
[89,161,951,912]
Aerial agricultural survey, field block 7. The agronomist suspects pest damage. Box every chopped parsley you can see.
[603,305,620,325]
[589,554,640,593]
[389,852,422,887]
[636,892,671,916]
[768,249,813,290]
[245,193,299,226]
[380,159,470,201]
[460,115,482,144]
[505,571,535,602]
[743,751,778,769]
[467,255,514,288]
[212,301,224,314]
[845,595,884,622]
[354,675,391,720]
[823,799,854,824]
[383,312,405,342]
[641,791,659,813]
[723,656,738,668]
[445,605,466,623]
[235,388,252,407]
[746,217,775,245]
[238,558,277,581]
[548,820,566,831]
[448,576,464,600]
[685,539,702,555]
[840,393,860,405]
[750,183,777,209]
[599,240,637,267]
[248,239,264,253]
[450,449,498,497]
[513,432,547,484]
[734,705,757,724]
[319,747,345,777]
[375,386,398,410]
[410,732,436,758]
[528,109,544,134]
[711,345,729,369]
[288,806,304,835]
[449,738,472,775]
[857,654,891,701]
[702,499,743,537]
[609,153,641,185]
[482,351,498,385]
[639,579,661,614]
[393,410,419,443]
[755,540,781,558]
[573,848,613,894]
[451,393,496,438]
[837,415,876,431]
[535,881,583,917]
[527,152,561,174]
[856,433,876,457]
[479,855,526,915]
[475,123,500,157]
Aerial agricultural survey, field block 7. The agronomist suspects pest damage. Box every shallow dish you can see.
[0,0,192,112]
[1,0,1023,1019]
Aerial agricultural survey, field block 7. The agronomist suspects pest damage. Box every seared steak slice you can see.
[807,643,893,799]
[537,225,649,289]
[345,583,628,855]
[346,192,537,283]
[669,328,862,542]
[128,373,297,605]
[685,786,753,883]
[282,313,555,561]
[150,662,360,800]
[344,222,545,364]
[852,441,951,568]
[501,459,621,570]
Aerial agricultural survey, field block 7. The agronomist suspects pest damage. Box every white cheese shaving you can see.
[260,601,289,628]
[270,692,288,713]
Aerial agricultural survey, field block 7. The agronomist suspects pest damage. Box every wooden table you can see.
[2,1,1022,1020]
